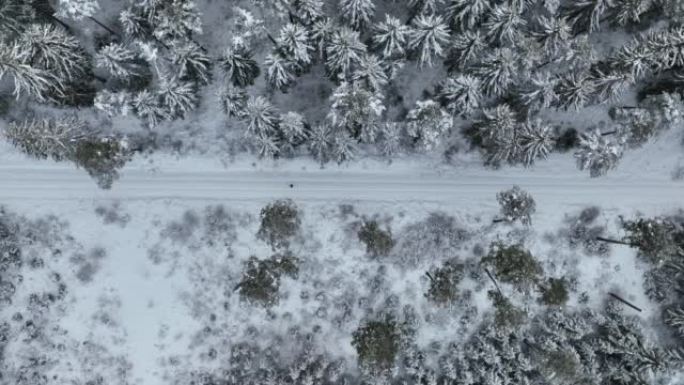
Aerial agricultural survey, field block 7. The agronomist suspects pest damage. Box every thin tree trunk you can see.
[492,218,506,224]
[49,15,72,31]
[608,292,642,312]
[89,16,119,37]
[484,267,503,296]
[600,130,618,136]
[596,236,632,246]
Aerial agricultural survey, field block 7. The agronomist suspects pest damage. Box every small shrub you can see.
[351,318,400,374]
[358,220,394,257]
[394,212,470,266]
[94,202,131,227]
[482,243,543,291]
[540,278,569,306]
[236,252,299,307]
[257,200,301,250]
[495,186,536,226]
[73,138,132,189]
[425,259,464,305]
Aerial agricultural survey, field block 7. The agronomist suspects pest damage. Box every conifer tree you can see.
[496,185,536,225]
[95,43,139,80]
[556,72,596,110]
[325,27,367,77]
[220,44,260,87]
[517,119,555,166]
[243,96,280,136]
[156,75,197,118]
[408,14,450,67]
[483,4,525,44]
[328,81,385,142]
[446,30,485,71]
[265,53,297,91]
[574,128,624,177]
[406,100,452,150]
[170,40,212,85]
[277,23,314,67]
[352,55,388,91]
[447,0,490,29]
[17,24,89,83]
[440,75,481,116]
[340,0,375,30]
[372,15,409,59]
[308,124,333,163]
[473,48,518,96]
[0,41,59,102]
[0,0,34,35]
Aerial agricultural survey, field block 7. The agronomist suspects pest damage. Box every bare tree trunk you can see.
[608,292,642,312]
[492,218,506,224]
[89,16,119,37]
[600,130,619,136]
[595,236,632,246]
[484,267,503,296]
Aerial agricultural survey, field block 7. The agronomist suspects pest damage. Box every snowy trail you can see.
[0,163,682,207]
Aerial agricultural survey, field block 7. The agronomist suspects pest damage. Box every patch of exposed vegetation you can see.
[257,200,301,250]
[425,259,464,305]
[235,252,299,307]
[351,317,401,374]
[540,278,570,307]
[482,243,543,291]
[358,220,394,258]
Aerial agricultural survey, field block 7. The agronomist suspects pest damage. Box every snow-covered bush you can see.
[351,317,401,375]
[425,258,465,305]
[236,253,299,307]
[358,220,393,257]
[482,242,543,291]
[495,185,536,225]
[257,200,301,250]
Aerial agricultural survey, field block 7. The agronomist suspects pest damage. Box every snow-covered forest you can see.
[1,0,684,384]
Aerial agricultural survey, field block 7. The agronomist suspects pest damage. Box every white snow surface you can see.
[1,128,683,384]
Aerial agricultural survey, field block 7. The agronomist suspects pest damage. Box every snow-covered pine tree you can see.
[409,0,445,16]
[119,7,149,38]
[473,47,518,96]
[277,23,314,67]
[220,44,260,87]
[0,0,34,35]
[311,17,335,59]
[483,3,525,44]
[496,185,536,225]
[613,0,653,25]
[56,0,99,20]
[132,89,169,127]
[574,128,624,177]
[251,132,281,159]
[591,69,633,103]
[149,0,203,43]
[3,117,84,161]
[622,217,683,263]
[340,0,375,30]
[516,119,555,166]
[473,104,518,166]
[325,27,367,78]
[533,15,571,56]
[556,71,596,110]
[290,0,325,25]
[408,15,450,67]
[156,75,197,118]
[446,30,485,71]
[264,53,297,91]
[308,124,333,163]
[220,85,248,118]
[170,40,212,85]
[447,0,490,30]
[278,111,308,154]
[0,41,59,102]
[352,54,388,91]
[372,15,409,59]
[243,96,280,136]
[519,73,558,112]
[17,23,89,82]
[378,122,402,158]
[561,0,613,33]
[328,81,385,142]
[332,133,357,163]
[95,43,139,80]
[439,75,481,116]
[72,136,132,189]
[94,90,132,117]
[406,100,452,151]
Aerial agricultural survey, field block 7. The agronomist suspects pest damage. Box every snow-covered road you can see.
[0,162,682,208]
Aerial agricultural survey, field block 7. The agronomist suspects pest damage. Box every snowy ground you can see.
[1,128,683,384]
